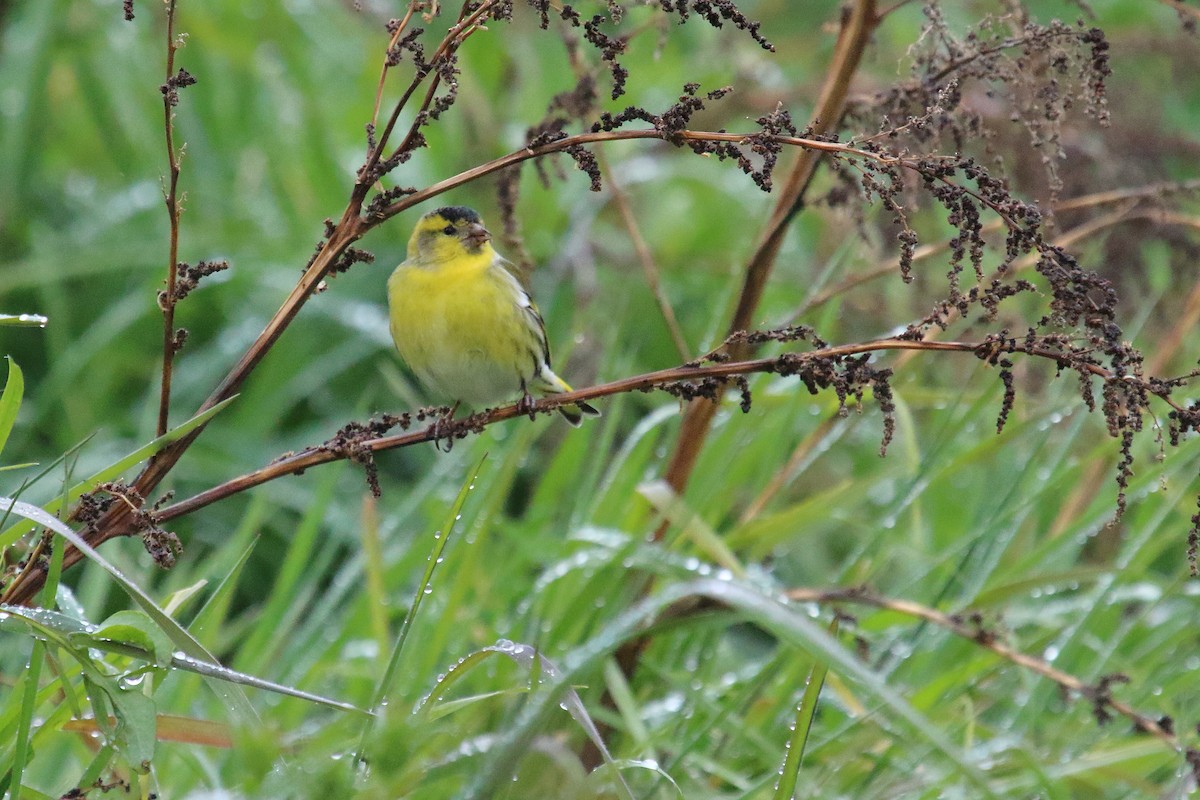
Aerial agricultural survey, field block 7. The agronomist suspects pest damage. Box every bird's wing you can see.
[494,258,553,370]
[496,254,535,293]
[520,290,553,370]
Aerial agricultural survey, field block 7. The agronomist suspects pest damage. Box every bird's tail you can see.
[537,372,600,427]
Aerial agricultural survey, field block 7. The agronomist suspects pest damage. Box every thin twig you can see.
[794,181,1200,321]
[370,4,419,130]
[153,336,1179,538]
[659,0,880,512]
[784,586,1178,745]
[156,0,182,439]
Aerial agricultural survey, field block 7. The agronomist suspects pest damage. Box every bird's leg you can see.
[431,402,460,452]
[515,380,538,421]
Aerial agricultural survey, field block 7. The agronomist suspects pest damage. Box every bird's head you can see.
[407,206,494,262]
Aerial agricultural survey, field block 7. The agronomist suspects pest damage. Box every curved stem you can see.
[150,335,1162,525]
[785,586,1178,746]
[157,0,182,439]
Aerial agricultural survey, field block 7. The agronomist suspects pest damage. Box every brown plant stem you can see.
[8,332,1185,606]
[156,0,182,439]
[584,0,876,768]
[370,4,420,130]
[660,0,879,511]
[783,586,1177,745]
[6,122,969,609]
[129,131,924,498]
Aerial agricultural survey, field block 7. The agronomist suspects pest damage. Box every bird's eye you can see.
[442,225,456,235]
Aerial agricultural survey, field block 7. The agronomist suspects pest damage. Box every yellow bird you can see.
[387,206,600,426]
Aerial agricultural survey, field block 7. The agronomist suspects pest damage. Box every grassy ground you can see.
[3,0,1200,797]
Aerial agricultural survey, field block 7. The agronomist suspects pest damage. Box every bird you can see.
[387,205,600,426]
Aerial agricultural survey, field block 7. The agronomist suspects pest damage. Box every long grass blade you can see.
[468,578,996,799]
[0,496,257,724]
[356,454,487,762]
[773,617,837,800]
[0,358,23,459]
[0,396,237,550]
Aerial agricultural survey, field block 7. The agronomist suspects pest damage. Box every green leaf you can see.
[0,357,24,459]
[773,618,836,800]
[79,670,156,773]
[9,638,43,800]
[0,602,367,716]
[85,610,175,667]
[0,604,93,637]
[0,496,258,725]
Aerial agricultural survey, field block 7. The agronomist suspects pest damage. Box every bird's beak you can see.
[464,222,492,249]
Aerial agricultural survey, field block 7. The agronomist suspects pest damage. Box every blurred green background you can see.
[4,0,1200,797]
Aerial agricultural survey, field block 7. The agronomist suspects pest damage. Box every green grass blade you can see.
[468,578,995,799]
[485,640,635,800]
[7,638,44,800]
[638,479,746,578]
[773,618,837,800]
[0,395,236,550]
[165,653,368,714]
[0,314,47,328]
[356,454,487,762]
[0,496,258,725]
[0,358,23,459]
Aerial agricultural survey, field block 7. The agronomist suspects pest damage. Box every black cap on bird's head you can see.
[429,206,482,226]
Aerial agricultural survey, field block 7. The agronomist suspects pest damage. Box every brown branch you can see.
[156,0,182,439]
[373,1,495,175]
[131,131,916,484]
[1160,0,1200,24]
[156,335,1182,544]
[374,129,924,222]
[659,0,879,510]
[5,125,952,609]
[784,587,1178,745]
[11,1,1137,612]
[6,329,1191,606]
[136,338,1103,524]
[13,108,1181,608]
[586,0,878,769]
[1049,179,1200,212]
[370,4,419,131]
[793,181,1200,321]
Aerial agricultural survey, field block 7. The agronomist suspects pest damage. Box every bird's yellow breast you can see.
[387,251,542,405]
